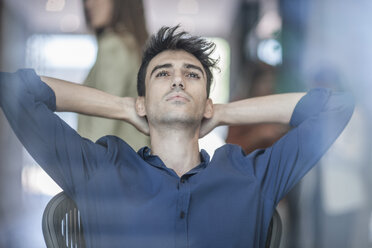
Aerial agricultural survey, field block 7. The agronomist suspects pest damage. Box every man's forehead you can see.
[148,50,203,70]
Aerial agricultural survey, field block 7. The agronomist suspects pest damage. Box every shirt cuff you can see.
[289,88,332,127]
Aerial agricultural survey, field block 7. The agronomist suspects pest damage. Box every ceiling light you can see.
[257,39,282,66]
[45,0,65,12]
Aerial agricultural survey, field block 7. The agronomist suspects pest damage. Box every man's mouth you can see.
[166,93,190,102]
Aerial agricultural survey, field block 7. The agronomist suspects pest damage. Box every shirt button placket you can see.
[175,176,190,248]
[180,211,185,219]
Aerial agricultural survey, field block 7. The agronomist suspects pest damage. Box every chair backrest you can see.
[265,209,282,248]
[43,192,282,248]
[42,192,85,248]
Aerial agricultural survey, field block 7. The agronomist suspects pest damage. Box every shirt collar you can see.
[187,149,210,175]
[137,146,210,176]
[138,146,164,168]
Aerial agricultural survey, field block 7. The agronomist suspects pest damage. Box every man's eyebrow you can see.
[185,63,205,78]
[150,63,172,77]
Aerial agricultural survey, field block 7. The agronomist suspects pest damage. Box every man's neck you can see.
[149,126,201,177]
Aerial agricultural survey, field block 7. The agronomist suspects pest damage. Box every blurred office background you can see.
[0,0,371,247]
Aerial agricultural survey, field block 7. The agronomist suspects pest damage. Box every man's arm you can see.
[202,89,354,205]
[40,76,149,135]
[200,93,305,137]
[0,69,145,197]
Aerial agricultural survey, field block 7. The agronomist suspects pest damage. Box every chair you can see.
[265,209,282,248]
[43,192,282,248]
[42,192,86,248]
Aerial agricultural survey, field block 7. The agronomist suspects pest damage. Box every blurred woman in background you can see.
[79,0,149,150]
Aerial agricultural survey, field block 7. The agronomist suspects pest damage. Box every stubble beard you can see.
[148,107,203,132]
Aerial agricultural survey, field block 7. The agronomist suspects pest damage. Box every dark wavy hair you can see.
[137,25,219,97]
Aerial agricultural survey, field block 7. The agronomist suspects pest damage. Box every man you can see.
[0,26,354,247]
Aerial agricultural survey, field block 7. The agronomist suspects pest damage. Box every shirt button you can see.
[180,178,186,183]
[180,211,185,219]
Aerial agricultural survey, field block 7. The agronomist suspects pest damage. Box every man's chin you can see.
[159,114,201,126]
[169,100,188,105]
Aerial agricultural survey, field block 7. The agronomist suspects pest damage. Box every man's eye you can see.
[187,72,200,79]
[156,71,169,77]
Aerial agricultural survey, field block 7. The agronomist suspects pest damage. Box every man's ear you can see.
[203,98,214,119]
[135,97,147,117]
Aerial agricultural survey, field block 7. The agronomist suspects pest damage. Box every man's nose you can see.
[171,76,185,90]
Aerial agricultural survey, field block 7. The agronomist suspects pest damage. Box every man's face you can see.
[137,50,213,128]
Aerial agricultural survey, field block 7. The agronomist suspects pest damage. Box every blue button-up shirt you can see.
[0,69,354,247]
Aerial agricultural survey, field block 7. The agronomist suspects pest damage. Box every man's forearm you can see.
[40,76,131,121]
[216,93,305,126]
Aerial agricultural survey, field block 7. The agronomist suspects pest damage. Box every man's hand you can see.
[122,97,149,136]
[199,104,222,138]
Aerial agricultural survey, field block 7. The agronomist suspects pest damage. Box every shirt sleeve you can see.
[246,88,355,205]
[0,69,109,197]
